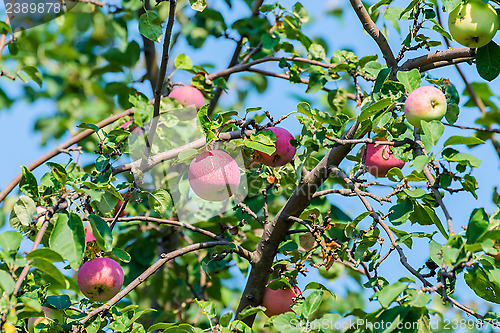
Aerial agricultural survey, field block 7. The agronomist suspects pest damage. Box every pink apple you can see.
[254,127,297,167]
[27,306,64,333]
[404,86,447,128]
[77,257,124,302]
[364,140,405,178]
[168,86,205,110]
[262,285,300,317]
[188,150,241,202]
[84,225,96,243]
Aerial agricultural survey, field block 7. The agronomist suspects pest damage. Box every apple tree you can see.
[1,0,500,332]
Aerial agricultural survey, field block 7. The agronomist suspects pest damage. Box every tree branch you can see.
[79,241,229,325]
[235,121,360,325]
[348,0,397,68]
[399,48,476,72]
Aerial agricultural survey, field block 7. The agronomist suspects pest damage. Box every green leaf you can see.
[88,214,113,252]
[175,54,193,70]
[238,306,266,319]
[189,0,206,11]
[301,290,323,318]
[466,208,489,244]
[445,102,459,125]
[410,203,449,239]
[376,281,407,308]
[49,212,85,270]
[358,98,394,122]
[77,123,99,133]
[0,231,23,254]
[389,199,413,226]
[109,248,131,263]
[139,11,163,42]
[27,248,64,263]
[461,174,478,199]
[0,270,15,294]
[303,282,334,296]
[20,166,38,199]
[397,69,421,93]
[46,295,71,310]
[219,311,233,327]
[442,0,462,12]
[17,65,43,87]
[421,120,444,149]
[465,263,500,303]
[13,195,37,226]
[476,41,500,81]
[30,258,68,287]
[444,135,485,147]
[442,148,481,167]
[149,189,174,218]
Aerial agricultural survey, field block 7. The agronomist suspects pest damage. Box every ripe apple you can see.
[262,285,300,317]
[448,0,499,48]
[404,86,447,128]
[77,257,124,302]
[27,306,64,333]
[363,139,405,178]
[188,150,241,202]
[254,127,297,167]
[168,86,205,110]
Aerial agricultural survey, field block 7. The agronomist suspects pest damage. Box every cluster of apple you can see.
[188,126,297,202]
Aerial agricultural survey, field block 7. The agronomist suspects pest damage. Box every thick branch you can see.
[235,121,360,325]
[143,0,177,158]
[399,48,476,72]
[348,0,397,68]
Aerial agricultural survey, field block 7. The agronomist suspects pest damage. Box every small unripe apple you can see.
[27,306,64,333]
[168,86,205,110]
[404,86,447,128]
[448,0,499,48]
[114,199,126,218]
[262,285,300,317]
[77,257,124,302]
[188,150,241,202]
[363,140,405,178]
[254,127,297,167]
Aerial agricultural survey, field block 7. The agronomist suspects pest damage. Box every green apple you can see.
[448,0,499,48]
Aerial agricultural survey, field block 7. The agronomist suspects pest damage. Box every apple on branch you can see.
[77,257,124,302]
[262,283,301,317]
[254,127,297,167]
[188,150,241,202]
[363,139,405,178]
[168,86,205,110]
[448,0,499,48]
[404,86,447,129]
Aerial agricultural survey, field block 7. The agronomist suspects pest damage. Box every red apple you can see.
[77,257,124,302]
[27,306,64,333]
[254,127,297,167]
[188,150,241,202]
[168,86,205,110]
[364,140,405,178]
[404,86,447,128]
[262,285,300,317]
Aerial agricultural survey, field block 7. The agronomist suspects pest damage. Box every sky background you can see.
[1,0,500,326]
